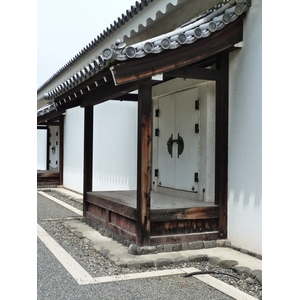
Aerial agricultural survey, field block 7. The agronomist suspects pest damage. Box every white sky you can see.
[37,0,138,89]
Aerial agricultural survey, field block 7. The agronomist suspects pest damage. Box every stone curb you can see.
[63,219,262,284]
[84,215,262,261]
[45,188,262,262]
[111,252,262,284]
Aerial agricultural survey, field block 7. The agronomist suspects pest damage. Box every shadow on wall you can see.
[229,189,261,207]
[93,171,136,191]
[228,187,262,254]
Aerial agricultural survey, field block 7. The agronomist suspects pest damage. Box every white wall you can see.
[93,101,137,191]
[63,107,84,193]
[228,0,262,254]
[199,81,215,202]
[37,129,47,170]
[62,101,138,193]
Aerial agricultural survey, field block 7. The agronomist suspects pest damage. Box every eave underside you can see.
[39,15,243,118]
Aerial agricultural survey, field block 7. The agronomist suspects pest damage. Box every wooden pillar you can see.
[215,52,229,239]
[59,115,64,186]
[46,127,50,171]
[136,83,152,246]
[83,105,94,217]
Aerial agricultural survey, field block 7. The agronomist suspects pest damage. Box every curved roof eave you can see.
[37,0,194,96]
[37,0,251,113]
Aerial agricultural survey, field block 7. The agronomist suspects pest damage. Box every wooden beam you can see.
[83,105,94,217]
[37,109,65,124]
[59,115,64,186]
[46,127,50,170]
[215,52,229,239]
[38,120,60,126]
[112,94,138,102]
[86,192,137,221]
[111,17,244,85]
[80,78,149,107]
[136,83,152,246]
[164,66,221,81]
[53,69,113,111]
[151,206,219,222]
[56,98,82,112]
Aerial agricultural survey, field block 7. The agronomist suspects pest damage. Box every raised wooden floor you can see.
[85,190,220,246]
[37,170,60,187]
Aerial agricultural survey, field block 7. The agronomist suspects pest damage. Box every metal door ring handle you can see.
[167,134,184,158]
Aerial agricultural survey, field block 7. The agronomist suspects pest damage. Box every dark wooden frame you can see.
[83,51,229,246]
[215,52,229,238]
[136,83,152,245]
[59,115,64,185]
[39,16,245,246]
[83,106,94,217]
[37,114,65,186]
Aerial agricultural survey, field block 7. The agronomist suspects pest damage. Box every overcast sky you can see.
[37,0,137,89]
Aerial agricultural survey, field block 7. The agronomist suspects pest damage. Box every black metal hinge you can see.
[155,109,159,117]
[194,172,199,182]
[195,124,199,133]
[155,128,159,136]
[195,100,199,110]
[155,169,159,177]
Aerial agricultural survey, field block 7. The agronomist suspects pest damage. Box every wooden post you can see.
[59,115,64,186]
[83,105,93,217]
[215,52,229,239]
[46,127,50,171]
[136,83,152,246]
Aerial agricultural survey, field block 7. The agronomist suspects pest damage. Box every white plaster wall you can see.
[228,0,262,255]
[93,101,137,191]
[63,107,84,193]
[62,101,137,193]
[199,81,215,202]
[37,129,47,170]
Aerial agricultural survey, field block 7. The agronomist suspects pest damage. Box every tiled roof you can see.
[37,101,56,117]
[37,0,155,95]
[37,0,251,115]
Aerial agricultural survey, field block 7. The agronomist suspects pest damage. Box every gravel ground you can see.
[40,190,262,299]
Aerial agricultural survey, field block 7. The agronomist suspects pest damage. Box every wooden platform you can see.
[37,170,60,187]
[85,190,220,246]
